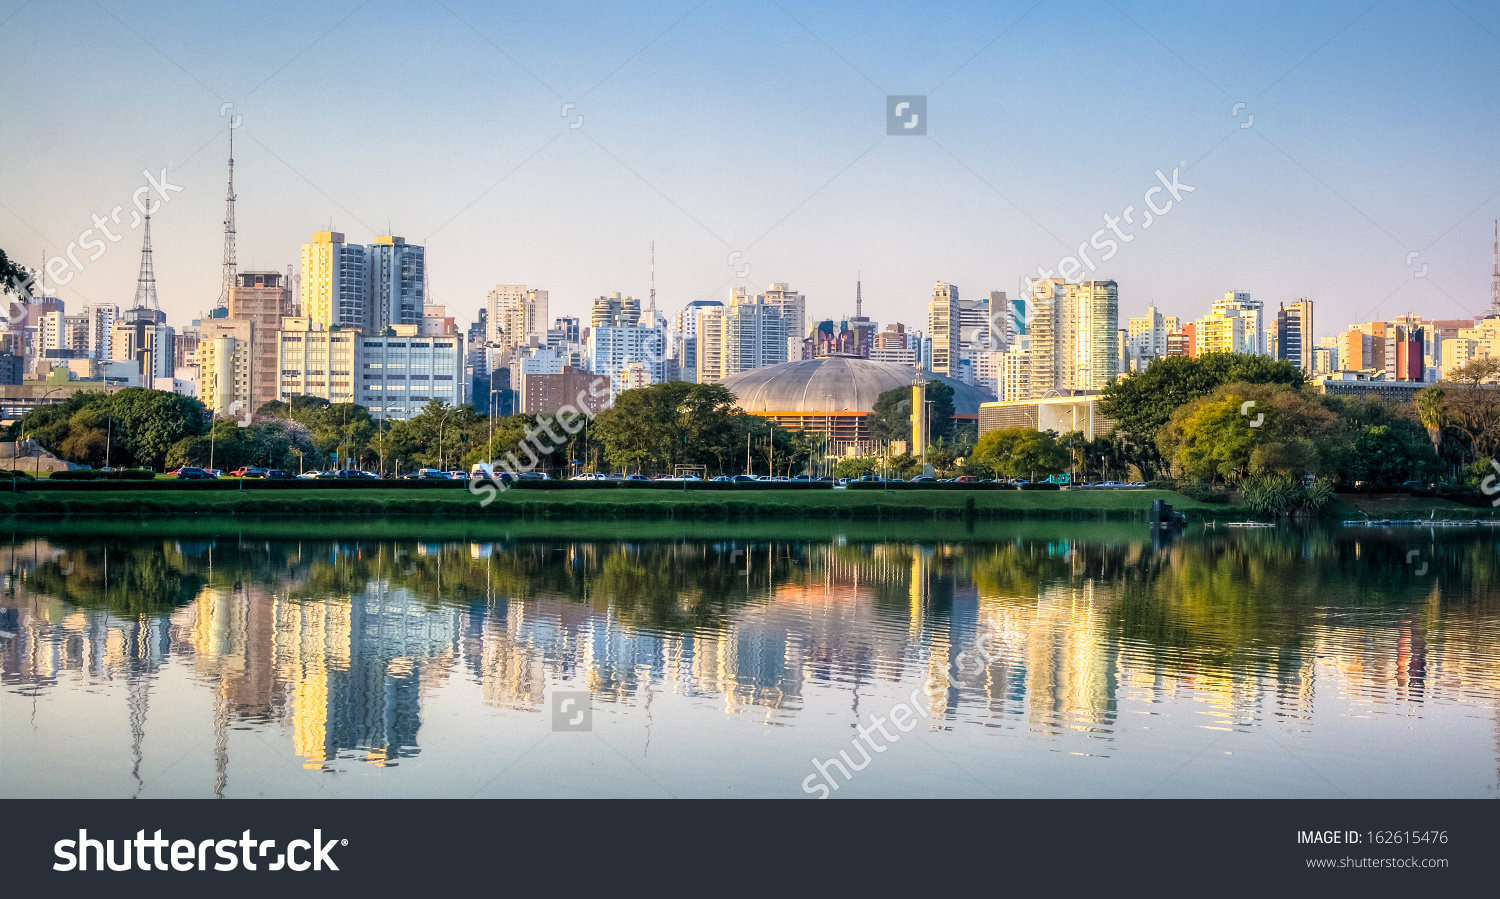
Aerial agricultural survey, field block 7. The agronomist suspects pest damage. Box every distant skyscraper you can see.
[928,281,962,377]
[589,306,667,397]
[1211,291,1265,355]
[759,283,806,362]
[697,288,787,383]
[1276,299,1314,373]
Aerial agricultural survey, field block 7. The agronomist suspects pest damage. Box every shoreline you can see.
[0,486,1491,523]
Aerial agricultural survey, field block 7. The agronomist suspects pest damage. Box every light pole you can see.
[822,393,832,478]
[32,387,66,476]
[436,406,456,472]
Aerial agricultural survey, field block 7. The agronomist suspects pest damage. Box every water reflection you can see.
[3,526,1500,797]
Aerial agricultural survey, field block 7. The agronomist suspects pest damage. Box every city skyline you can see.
[3,2,1498,338]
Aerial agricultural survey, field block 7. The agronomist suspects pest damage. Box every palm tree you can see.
[1415,385,1447,456]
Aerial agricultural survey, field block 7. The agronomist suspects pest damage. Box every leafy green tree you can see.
[1100,353,1306,477]
[868,387,912,444]
[15,387,208,470]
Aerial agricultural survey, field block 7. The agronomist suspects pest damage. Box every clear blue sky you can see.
[3,0,1498,339]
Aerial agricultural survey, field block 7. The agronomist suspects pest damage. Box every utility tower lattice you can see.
[856,276,862,317]
[133,212,159,309]
[1490,219,1499,319]
[649,241,656,315]
[217,122,237,308]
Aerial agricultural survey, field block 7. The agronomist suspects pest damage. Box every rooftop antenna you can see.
[217,121,237,308]
[1489,219,1500,319]
[133,212,160,310]
[856,273,862,318]
[649,241,656,316]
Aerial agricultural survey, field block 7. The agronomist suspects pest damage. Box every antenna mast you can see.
[133,213,159,310]
[649,241,656,316]
[856,274,862,318]
[1490,219,1500,319]
[217,122,237,308]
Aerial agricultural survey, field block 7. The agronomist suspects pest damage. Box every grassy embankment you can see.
[0,478,1491,523]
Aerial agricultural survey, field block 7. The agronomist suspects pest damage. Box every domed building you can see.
[718,357,995,452]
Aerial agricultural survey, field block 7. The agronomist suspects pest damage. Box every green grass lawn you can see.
[0,485,1231,520]
[2,482,1488,522]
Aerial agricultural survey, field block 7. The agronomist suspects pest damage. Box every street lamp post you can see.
[436,406,456,472]
[32,387,66,477]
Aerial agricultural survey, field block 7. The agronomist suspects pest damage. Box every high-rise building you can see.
[356,325,463,420]
[1030,279,1118,393]
[1192,308,1250,355]
[366,236,425,333]
[302,232,368,330]
[110,317,175,381]
[1213,292,1265,355]
[588,303,667,398]
[1384,315,1425,382]
[274,318,356,406]
[1001,337,1032,401]
[195,319,253,416]
[590,292,641,329]
[697,288,787,384]
[228,270,295,412]
[85,303,118,360]
[928,281,962,378]
[1276,299,1314,373]
[759,283,806,363]
[1127,305,1170,368]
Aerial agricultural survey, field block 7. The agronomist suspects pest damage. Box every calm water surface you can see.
[3,521,1499,798]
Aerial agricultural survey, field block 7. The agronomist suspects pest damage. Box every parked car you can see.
[712,475,733,482]
[518,472,548,481]
[405,469,450,480]
[955,476,978,483]
[625,474,650,482]
[229,467,269,478]
[174,467,216,480]
[912,475,937,483]
[264,469,295,479]
[731,474,758,483]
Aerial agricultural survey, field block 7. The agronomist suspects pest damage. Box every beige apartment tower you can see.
[228,271,296,412]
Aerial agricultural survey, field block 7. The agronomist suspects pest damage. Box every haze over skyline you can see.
[3,0,1498,335]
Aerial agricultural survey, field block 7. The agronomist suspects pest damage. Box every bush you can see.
[47,468,157,481]
[1240,476,1335,517]
[1145,478,1177,491]
[1177,482,1230,504]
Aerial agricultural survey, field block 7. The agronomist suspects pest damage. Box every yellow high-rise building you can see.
[301,232,368,330]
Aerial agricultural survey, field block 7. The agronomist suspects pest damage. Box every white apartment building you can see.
[1213,291,1265,355]
[358,325,463,419]
[928,281,962,378]
[590,310,668,398]
[86,303,119,360]
[697,289,787,383]
[759,283,806,363]
[1001,337,1032,401]
[487,284,548,354]
[195,319,254,416]
[366,236,426,333]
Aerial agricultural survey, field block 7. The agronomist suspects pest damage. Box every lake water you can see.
[4,520,1499,798]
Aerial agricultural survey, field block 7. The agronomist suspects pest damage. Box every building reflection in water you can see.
[3,528,1500,786]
